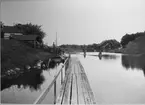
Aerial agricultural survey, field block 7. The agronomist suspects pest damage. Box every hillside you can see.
[1,39,53,74]
[123,35,145,54]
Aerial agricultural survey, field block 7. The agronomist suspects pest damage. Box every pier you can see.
[34,57,96,104]
[56,57,96,104]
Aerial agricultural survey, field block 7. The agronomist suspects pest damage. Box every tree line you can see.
[121,31,145,48]
[60,31,145,52]
[60,39,121,52]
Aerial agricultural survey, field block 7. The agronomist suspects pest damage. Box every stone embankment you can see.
[1,56,67,80]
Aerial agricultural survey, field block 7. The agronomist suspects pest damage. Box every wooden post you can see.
[54,80,56,104]
[65,59,68,75]
[61,69,63,85]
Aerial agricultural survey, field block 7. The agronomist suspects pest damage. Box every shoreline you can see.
[1,39,63,80]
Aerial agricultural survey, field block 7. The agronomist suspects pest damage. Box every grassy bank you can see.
[1,39,55,74]
[123,35,145,54]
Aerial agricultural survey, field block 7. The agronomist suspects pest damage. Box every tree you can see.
[121,34,134,48]
[99,39,121,50]
[0,21,4,38]
[121,32,145,48]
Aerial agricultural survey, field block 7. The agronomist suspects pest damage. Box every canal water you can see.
[1,52,145,104]
[1,62,64,104]
[77,52,145,104]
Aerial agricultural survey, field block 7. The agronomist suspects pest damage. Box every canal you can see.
[1,52,145,104]
[77,52,145,104]
[1,62,64,104]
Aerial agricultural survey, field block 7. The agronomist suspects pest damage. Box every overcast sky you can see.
[1,0,145,45]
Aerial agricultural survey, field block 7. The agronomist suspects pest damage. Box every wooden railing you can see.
[33,57,69,104]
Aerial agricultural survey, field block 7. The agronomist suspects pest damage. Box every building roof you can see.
[2,26,22,33]
[12,35,39,41]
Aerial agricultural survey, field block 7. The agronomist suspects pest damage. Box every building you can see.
[12,35,40,48]
[1,26,43,48]
[1,26,23,39]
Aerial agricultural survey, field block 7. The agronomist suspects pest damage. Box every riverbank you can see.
[1,39,57,78]
[123,35,145,55]
[104,35,145,55]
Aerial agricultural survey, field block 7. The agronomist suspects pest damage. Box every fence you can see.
[33,57,69,104]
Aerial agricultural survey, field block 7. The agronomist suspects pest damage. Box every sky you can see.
[1,0,145,45]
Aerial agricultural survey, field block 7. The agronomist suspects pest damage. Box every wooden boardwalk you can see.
[56,57,96,104]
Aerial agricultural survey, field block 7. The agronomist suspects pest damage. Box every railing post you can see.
[61,68,63,85]
[33,58,68,104]
[65,59,67,75]
[54,80,56,104]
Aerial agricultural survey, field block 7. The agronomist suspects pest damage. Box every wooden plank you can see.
[82,73,93,104]
[71,65,78,105]
[56,74,68,104]
[57,59,73,104]
[76,61,89,104]
[56,58,70,104]
[62,73,73,104]
[80,61,96,104]
[78,61,96,104]
[56,62,72,104]
[77,62,87,104]
[75,64,85,104]
[84,73,96,104]
[76,61,92,104]
[56,57,96,105]
[80,73,91,104]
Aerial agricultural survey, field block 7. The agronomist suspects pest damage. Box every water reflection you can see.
[1,61,62,91]
[1,69,44,91]
[90,54,119,60]
[84,53,86,58]
[98,55,102,60]
[79,53,145,104]
[101,54,119,60]
[121,54,145,76]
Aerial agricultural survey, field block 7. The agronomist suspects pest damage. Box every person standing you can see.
[83,45,86,58]
[98,48,102,59]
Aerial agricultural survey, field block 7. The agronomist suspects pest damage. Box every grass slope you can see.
[1,39,52,74]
